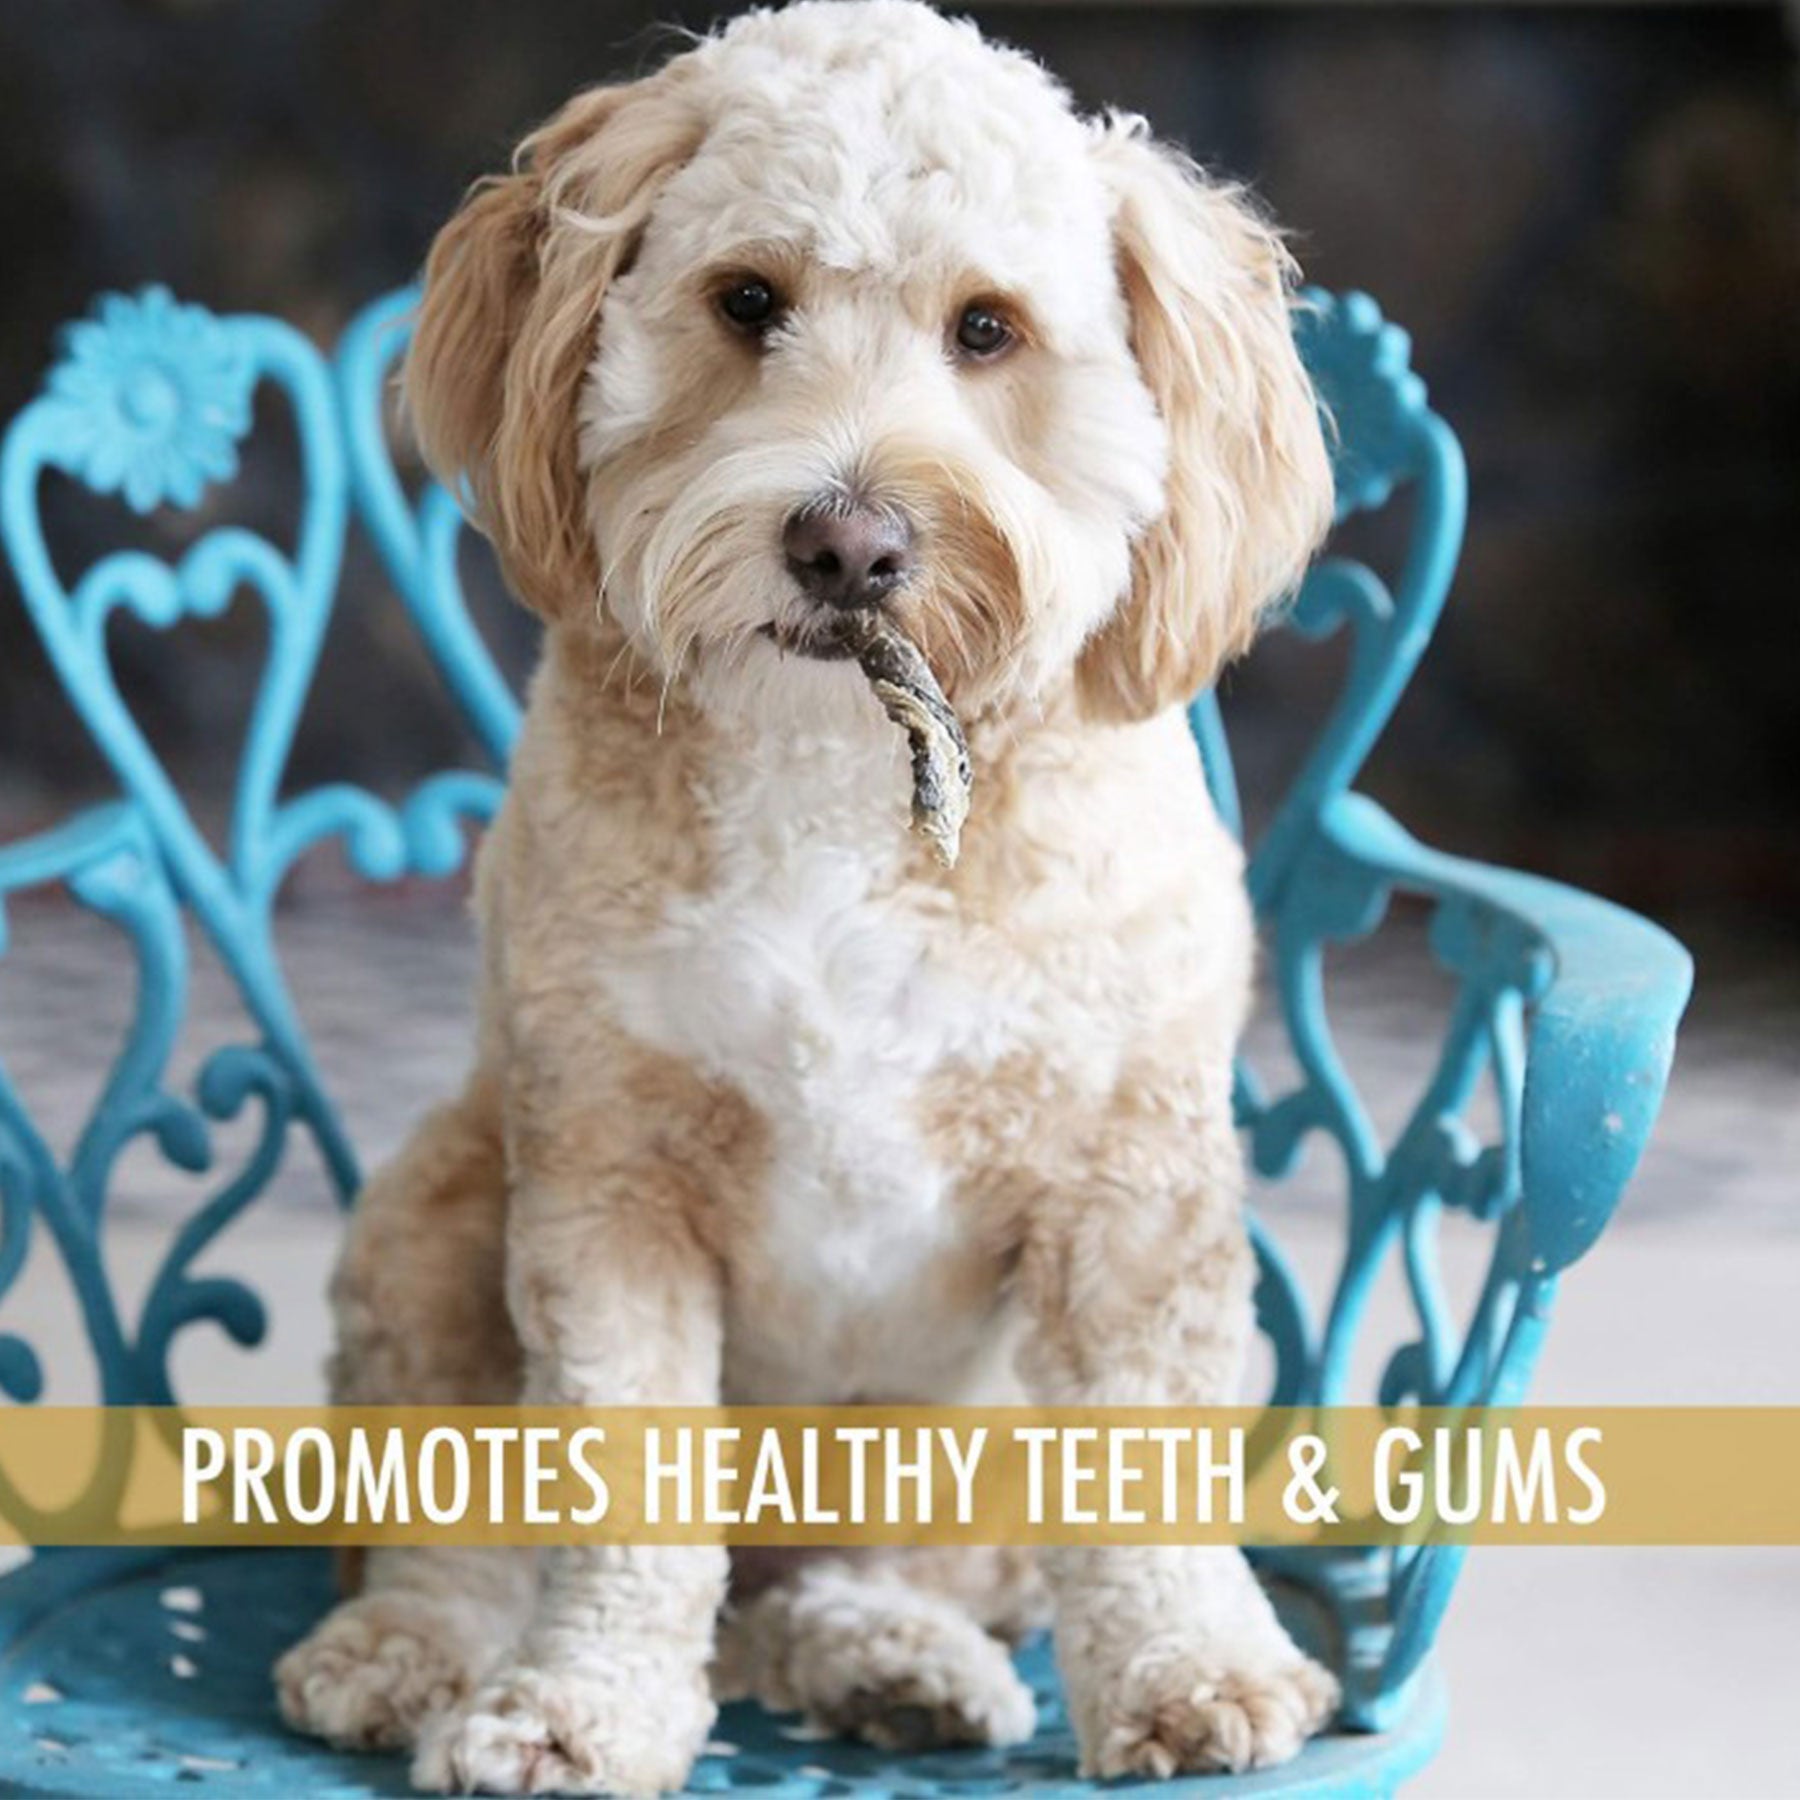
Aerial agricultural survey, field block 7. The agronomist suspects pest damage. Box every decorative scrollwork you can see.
[0,1145,44,1405]
[1,289,504,1201]
[0,811,305,1458]
[131,1043,294,1406]
[1243,292,1470,921]
[1296,289,1431,524]
[336,288,522,770]
[1233,788,1688,1726]
[0,288,527,1540]
[1212,297,1690,1730]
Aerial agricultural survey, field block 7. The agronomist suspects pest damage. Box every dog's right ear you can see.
[407,71,702,622]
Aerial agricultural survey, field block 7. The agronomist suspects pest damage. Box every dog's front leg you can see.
[1017,1088,1339,1779]
[414,1136,725,1798]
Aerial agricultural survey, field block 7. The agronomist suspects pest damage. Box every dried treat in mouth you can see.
[826,610,973,869]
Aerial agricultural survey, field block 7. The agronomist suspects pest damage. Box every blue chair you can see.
[0,284,1692,1796]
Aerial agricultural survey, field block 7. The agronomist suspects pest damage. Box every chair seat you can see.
[0,1549,1443,1798]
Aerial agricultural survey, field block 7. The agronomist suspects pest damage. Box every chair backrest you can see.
[0,282,1601,1724]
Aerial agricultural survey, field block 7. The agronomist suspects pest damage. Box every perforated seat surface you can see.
[0,1550,1443,1799]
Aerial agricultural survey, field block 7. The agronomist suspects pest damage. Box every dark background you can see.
[1,0,1795,941]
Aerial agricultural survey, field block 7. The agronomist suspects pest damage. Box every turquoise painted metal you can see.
[0,285,1692,1796]
[0,289,501,1206]
[0,1549,1445,1798]
[334,288,521,771]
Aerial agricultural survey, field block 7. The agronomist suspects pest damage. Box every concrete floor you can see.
[1,889,1795,1799]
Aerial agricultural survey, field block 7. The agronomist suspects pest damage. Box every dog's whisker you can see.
[600,633,639,696]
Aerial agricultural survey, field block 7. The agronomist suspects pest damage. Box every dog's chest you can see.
[595,744,1022,1400]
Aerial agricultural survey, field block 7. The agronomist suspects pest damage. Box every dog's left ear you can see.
[1078,115,1334,724]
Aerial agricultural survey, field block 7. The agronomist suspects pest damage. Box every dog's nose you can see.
[783,503,914,610]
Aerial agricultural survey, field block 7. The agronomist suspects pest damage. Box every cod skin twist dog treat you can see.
[830,609,973,868]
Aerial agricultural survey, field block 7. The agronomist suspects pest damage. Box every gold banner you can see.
[1,1406,1796,1549]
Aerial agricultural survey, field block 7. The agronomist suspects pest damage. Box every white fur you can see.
[597,703,1015,1403]
[582,4,1165,693]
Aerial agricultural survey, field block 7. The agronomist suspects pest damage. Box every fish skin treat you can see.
[829,610,973,868]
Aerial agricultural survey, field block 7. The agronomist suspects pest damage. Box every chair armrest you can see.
[1267,793,1693,1720]
[1313,791,1693,1280]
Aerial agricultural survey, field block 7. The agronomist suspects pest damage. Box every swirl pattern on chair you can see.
[335,288,522,770]
[0,807,302,1527]
[1,288,503,1200]
[1199,293,1690,1727]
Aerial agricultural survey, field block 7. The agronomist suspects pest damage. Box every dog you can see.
[275,2,1338,1791]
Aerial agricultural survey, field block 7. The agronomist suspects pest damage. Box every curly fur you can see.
[277,3,1338,1791]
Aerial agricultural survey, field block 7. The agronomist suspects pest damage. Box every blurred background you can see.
[0,4,1795,1798]
[2,0,1797,938]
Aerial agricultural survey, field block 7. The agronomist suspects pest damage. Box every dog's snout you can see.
[783,503,915,610]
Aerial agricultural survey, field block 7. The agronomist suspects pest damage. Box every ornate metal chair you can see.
[0,284,1691,1796]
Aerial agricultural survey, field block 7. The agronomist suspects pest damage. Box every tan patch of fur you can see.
[1077,117,1334,723]
[408,72,706,621]
[585,306,768,672]
[726,1547,1046,1641]
[880,446,1031,713]
[714,1553,1038,1750]
[909,702,1259,1407]
[327,1071,517,1408]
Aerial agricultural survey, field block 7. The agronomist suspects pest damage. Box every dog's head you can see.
[408,0,1332,725]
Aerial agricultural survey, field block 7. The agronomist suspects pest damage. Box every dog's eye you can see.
[953,304,1013,360]
[719,278,782,334]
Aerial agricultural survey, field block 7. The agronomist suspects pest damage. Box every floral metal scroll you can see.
[0,288,512,1436]
[0,288,504,1204]
[1202,293,1690,1724]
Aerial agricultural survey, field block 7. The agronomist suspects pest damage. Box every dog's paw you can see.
[807,1614,1035,1752]
[1080,1637,1339,1778]
[411,1659,712,1796]
[276,1594,479,1751]
[720,1569,1035,1752]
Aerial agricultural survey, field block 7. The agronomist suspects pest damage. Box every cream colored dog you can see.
[275,2,1339,1791]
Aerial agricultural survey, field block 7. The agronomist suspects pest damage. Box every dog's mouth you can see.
[757,616,869,662]
[758,609,973,868]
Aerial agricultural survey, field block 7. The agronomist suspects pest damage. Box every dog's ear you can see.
[407,72,703,622]
[1077,115,1333,724]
